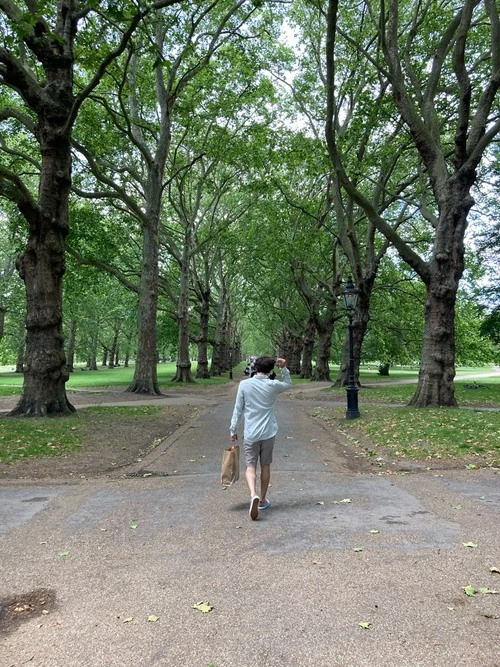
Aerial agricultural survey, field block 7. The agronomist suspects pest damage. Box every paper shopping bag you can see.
[221,445,240,487]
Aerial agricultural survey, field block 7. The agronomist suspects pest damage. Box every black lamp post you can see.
[229,348,233,380]
[343,277,360,419]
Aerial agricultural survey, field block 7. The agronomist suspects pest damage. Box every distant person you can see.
[229,356,292,520]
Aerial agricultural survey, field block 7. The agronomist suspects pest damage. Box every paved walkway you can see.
[1,383,500,666]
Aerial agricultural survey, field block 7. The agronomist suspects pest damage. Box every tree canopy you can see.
[0,0,498,415]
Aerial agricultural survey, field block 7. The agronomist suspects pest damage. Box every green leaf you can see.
[358,621,371,629]
[463,585,477,597]
[465,464,478,469]
[369,529,380,534]
[478,587,498,595]
[463,542,478,548]
[123,617,134,623]
[148,614,160,622]
[192,601,214,613]
[130,520,138,529]
[352,547,364,552]
[58,551,70,557]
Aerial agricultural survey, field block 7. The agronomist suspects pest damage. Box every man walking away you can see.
[229,356,292,520]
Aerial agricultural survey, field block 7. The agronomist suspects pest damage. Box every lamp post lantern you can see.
[342,277,360,419]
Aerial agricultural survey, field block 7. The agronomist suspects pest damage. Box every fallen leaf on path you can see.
[147,615,159,622]
[369,529,380,534]
[490,566,500,574]
[463,585,477,597]
[58,551,70,557]
[478,587,498,595]
[352,547,364,552]
[130,520,138,529]
[123,617,134,623]
[192,601,214,613]
[358,621,371,629]
[463,542,478,548]
[316,501,325,506]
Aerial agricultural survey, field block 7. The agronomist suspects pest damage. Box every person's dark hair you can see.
[254,356,275,374]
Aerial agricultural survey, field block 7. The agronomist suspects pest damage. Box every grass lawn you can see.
[313,404,500,467]
[316,375,500,466]
[0,406,163,463]
[324,377,500,408]
[0,362,234,394]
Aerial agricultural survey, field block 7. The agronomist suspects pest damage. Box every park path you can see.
[1,384,500,666]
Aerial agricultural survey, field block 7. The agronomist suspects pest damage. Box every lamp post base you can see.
[345,386,360,419]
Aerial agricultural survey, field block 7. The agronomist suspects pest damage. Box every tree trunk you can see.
[409,270,459,407]
[196,290,211,379]
[10,132,74,416]
[314,324,333,381]
[88,328,98,370]
[300,317,315,379]
[108,329,119,369]
[172,254,193,383]
[210,295,227,377]
[127,206,161,394]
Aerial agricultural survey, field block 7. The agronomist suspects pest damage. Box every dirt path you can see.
[1,383,499,666]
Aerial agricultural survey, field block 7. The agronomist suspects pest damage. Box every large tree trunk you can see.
[300,317,315,379]
[314,323,333,381]
[409,263,460,407]
[195,289,210,379]
[172,254,193,383]
[10,95,75,415]
[108,328,119,369]
[12,230,74,416]
[127,203,161,394]
[210,293,227,377]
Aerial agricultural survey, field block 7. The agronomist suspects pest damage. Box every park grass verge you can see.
[0,405,163,463]
[313,404,500,467]
[0,363,233,393]
[323,377,500,408]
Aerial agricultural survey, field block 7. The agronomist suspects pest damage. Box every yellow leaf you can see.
[192,601,214,613]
